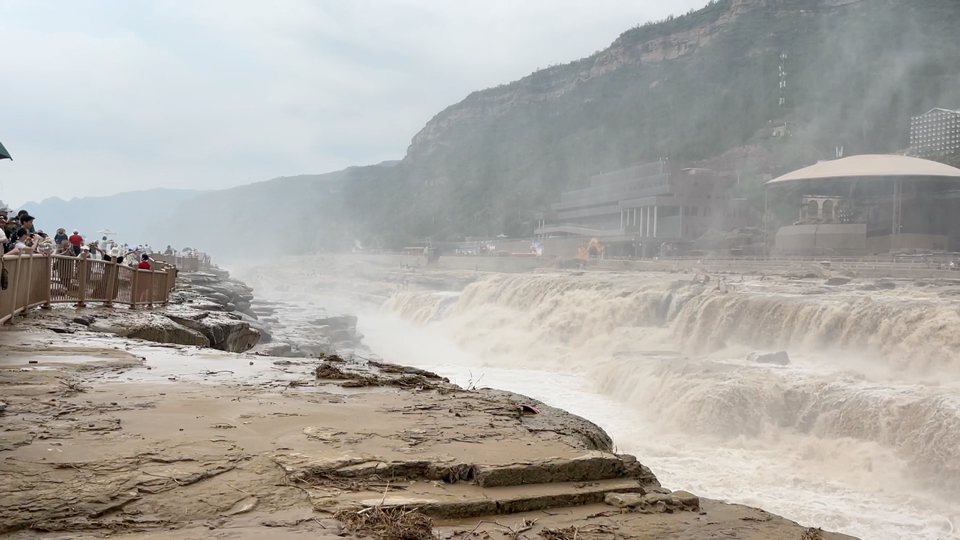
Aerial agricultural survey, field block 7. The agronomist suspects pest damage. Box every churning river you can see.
[241,264,960,540]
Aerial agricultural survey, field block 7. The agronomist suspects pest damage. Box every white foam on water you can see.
[242,266,960,540]
[357,307,959,540]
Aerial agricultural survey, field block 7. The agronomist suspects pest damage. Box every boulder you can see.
[206,292,231,305]
[642,493,673,505]
[250,342,305,358]
[309,315,358,331]
[747,351,790,366]
[92,315,211,348]
[296,336,334,357]
[604,492,646,508]
[163,307,260,352]
[825,277,852,286]
[669,490,700,508]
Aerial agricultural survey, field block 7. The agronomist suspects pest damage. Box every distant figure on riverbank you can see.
[68,230,83,256]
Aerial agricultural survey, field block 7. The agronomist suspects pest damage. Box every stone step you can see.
[474,453,651,487]
[272,451,656,489]
[330,478,648,519]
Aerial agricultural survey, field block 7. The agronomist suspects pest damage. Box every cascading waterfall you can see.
[239,259,960,539]
[381,272,960,490]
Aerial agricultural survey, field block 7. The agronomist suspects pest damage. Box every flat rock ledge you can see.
[77,272,263,352]
[273,450,660,520]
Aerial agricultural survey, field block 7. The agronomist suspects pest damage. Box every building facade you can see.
[910,108,960,157]
[534,161,735,256]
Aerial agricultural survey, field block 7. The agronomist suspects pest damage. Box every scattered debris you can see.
[541,524,617,540]
[200,370,234,376]
[59,379,89,396]
[222,496,259,516]
[315,362,353,380]
[335,506,437,540]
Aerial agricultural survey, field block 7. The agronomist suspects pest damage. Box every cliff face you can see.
[337,0,960,245]
[408,0,765,158]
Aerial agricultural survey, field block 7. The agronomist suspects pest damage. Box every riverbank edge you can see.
[0,271,856,540]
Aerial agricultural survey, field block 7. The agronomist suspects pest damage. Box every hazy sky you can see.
[0,0,707,207]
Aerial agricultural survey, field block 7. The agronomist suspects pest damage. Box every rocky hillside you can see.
[342,0,960,244]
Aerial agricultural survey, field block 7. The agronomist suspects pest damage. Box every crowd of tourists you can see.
[0,208,156,269]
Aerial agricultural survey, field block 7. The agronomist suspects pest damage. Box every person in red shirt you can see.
[138,253,151,270]
[68,230,83,256]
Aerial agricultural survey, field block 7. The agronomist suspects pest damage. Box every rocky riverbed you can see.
[0,264,857,540]
[18,269,373,357]
[0,320,850,540]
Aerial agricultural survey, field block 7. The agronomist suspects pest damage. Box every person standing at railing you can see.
[54,228,68,246]
[18,214,35,236]
[36,232,54,254]
[52,241,75,290]
[138,253,151,270]
[5,228,30,255]
[68,230,83,256]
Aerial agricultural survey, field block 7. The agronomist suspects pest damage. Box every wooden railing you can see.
[0,253,177,324]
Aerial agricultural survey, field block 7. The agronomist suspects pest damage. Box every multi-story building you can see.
[534,160,735,257]
[910,108,960,157]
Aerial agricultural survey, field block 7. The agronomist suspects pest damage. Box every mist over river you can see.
[238,260,960,540]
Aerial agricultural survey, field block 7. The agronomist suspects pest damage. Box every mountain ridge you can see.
[22,0,960,256]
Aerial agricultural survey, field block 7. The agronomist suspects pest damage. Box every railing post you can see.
[8,255,22,322]
[163,269,174,305]
[43,254,52,309]
[147,269,155,307]
[104,260,117,307]
[77,254,88,307]
[24,253,34,311]
[131,267,139,309]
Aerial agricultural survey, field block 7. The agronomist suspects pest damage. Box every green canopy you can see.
[0,140,10,160]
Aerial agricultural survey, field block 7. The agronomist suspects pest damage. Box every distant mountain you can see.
[160,162,397,262]
[20,188,205,244]
[14,162,401,261]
